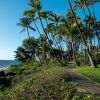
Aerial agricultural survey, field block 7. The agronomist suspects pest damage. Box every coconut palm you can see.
[48,13,65,56]
[37,35,51,65]
[25,0,66,65]
[60,12,81,66]
[74,0,100,17]
[15,37,37,62]
[27,0,52,51]
[75,0,100,49]
[68,0,97,68]
[86,0,100,17]
[17,17,36,39]
[74,0,87,17]
[84,16,100,50]
[23,10,42,36]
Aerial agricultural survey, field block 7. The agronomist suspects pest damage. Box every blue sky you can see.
[0,0,100,60]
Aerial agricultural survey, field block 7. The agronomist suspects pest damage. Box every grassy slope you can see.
[0,61,75,99]
[0,61,100,99]
[74,65,100,83]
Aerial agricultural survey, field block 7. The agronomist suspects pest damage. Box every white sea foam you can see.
[0,67,9,71]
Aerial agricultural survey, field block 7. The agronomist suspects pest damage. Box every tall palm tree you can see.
[86,0,100,17]
[74,0,100,17]
[74,0,87,17]
[23,10,42,36]
[28,0,52,47]
[68,0,97,68]
[17,17,36,39]
[75,0,100,51]
[26,0,67,65]
[86,0,100,49]
[15,37,37,62]
[60,13,81,66]
[48,13,65,57]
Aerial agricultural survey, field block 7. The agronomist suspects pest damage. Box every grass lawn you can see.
[74,65,100,83]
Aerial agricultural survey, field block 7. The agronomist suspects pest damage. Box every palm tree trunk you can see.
[88,33,92,52]
[38,12,66,65]
[87,0,100,50]
[91,0,96,18]
[84,0,91,15]
[68,0,97,68]
[37,53,41,62]
[26,28,31,39]
[95,31,100,49]
[86,0,100,50]
[83,8,86,17]
[85,0,100,50]
[33,20,42,36]
[94,34,96,46]
[45,19,66,62]
[71,40,78,66]
[86,6,91,15]
[96,31,100,56]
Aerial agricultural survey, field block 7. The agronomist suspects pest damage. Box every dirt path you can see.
[67,63,100,96]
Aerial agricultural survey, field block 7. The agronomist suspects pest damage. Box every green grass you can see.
[74,65,100,83]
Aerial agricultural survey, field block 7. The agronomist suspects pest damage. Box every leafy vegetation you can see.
[0,61,74,99]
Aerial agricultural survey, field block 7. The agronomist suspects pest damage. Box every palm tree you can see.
[48,13,66,59]
[27,0,52,49]
[15,38,35,62]
[25,0,66,65]
[60,13,81,66]
[23,10,42,36]
[17,17,36,39]
[74,0,100,17]
[86,0,100,17]
[85,15,100,51]
[74,0,87,17]
[37,35,51,65]
[75,0,100,53]
[67,0,97,68]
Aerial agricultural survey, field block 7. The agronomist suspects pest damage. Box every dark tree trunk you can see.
[68,0,97,68]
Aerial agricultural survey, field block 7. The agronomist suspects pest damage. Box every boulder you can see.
[0,70,5,77]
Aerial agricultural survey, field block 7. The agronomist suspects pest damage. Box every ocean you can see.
[0,60,20,67]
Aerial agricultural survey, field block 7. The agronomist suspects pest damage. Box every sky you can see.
[0,0,100,60]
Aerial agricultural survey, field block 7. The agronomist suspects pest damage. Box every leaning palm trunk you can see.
[45,15,68,63]
[96,31,100,49]
[88,32,92,53]
[26,28,31,39]
[84,0,91,16]
[83,8,87,17]
[38,12,66,65]
[68,0,97,68]
[71,38,79,66]
[33,20,42,36]
[88,37,92,53]
[91,0,96,18]
[45,19,66,62]
[51,35,65,61]
[85,0,100,49]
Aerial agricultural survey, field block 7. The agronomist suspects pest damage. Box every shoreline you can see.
[0,66,11,71]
